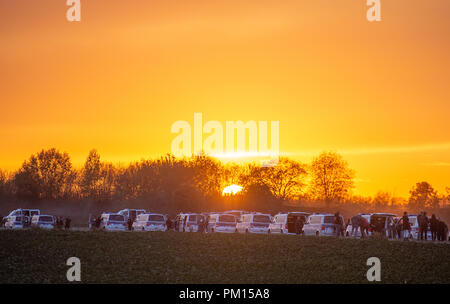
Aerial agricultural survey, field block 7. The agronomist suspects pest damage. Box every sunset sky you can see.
[1,0,449,197]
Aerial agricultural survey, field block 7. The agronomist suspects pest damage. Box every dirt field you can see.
[0,229,449,284]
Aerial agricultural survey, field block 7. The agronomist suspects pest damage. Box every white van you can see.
[408,214,432,240]
[303,213,344,236]
[100,213,127,231]
[207,213,237,233]
[133,213,167,231]
[176,213,203,232]
[236,213,272,234]
[117,209,146,222]
[369,213,397,237]
[223,210,248,218]
[268,212,310,234]
[31,215,55,229]
[5,216,24,229]
[3,209,40,224]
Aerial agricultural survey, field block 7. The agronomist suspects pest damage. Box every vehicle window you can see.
[370,216,386,226]
[149,215,164,222]
[189,215,197,222]
[30,211,39,216]
[15,216,22,222]
[324,216,336,224]
[276,216,285,223]
[219,215,235,223]
[409,217,417,226]
[253,215,271,223]
[109,215,125,222]
[39,216,54,223]
[309,216,322,224]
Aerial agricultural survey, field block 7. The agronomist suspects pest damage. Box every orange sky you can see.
[1,0,449,197]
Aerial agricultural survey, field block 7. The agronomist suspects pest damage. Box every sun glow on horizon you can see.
[222,184,243,196]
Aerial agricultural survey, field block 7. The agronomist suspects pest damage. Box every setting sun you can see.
[222,185,243,196]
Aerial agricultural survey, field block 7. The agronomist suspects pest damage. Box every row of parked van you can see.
[2,209,56,229]
[2,208,448,241]
[0,208,395,237]
[91,211,167,232]
[98,209,449,241]
[172,211,347,236]
[89,210,319,234]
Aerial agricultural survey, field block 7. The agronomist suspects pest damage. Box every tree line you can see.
[0,148,448,213]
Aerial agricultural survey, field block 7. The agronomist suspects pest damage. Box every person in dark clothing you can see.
[127,217,133,231]
[299,217,305,235]
[25,216,31,228]
[294,217,304,235]
[64,217,71,230]
[360,216,370,238]
[394,218,402,239]
[350,215,361,237]
[294,217,299,234]
[197,216,205,233]
[419,211,429,241]
[402,212,411,240]
[173,217,178,232]
[437,220,448,242]
[94,216,100,229]
[205,215,210,233]
[444,221,449,242]
[334,212,344,237]
[373,219,386,237]
[165,216,172,231]
[430,214,439,241]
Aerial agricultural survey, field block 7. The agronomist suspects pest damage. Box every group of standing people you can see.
[171,215,208,233]
[401,211,448,241]
[346,211,448,241]
[89,215,102,230]
[55,217,71,230]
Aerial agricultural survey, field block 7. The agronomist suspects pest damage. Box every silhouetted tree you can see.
[189,155,223,197]
[372,191,392,209]
[408,181,439,209]
[14,148,76,200]
[79,149,102,198]
[242,183,280,211]
[0,170,11,198]
[240,158,307,201]
[309,152,354,206]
